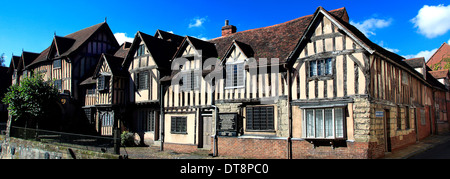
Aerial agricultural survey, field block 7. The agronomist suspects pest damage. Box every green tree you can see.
[0,53,5,67]
[2,73,60,132]
[443,57,450,70]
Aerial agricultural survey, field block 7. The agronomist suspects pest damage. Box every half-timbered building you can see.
[9,22,120,132]
[157,6,449,159]
[287,7,449,158]
[80,42,130,136]
[122,30,183,144]
[160,35,218,152]
[6,6,450,159]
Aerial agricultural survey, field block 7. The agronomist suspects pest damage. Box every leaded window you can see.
[309,58,333,77]
[246,106,274,131]
[171,116,187,134]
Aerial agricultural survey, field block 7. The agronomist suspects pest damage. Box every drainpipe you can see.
[211,105,219,157]
[432,89,438,135]
[160,83,165,151]
[286,64,293,159]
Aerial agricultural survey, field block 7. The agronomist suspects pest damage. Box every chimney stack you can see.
[222,20,236,36]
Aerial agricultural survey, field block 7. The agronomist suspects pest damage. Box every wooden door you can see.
[384,109,392,152]
[198,115,213,149]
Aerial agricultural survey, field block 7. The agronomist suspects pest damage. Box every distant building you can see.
[427,42,450,71]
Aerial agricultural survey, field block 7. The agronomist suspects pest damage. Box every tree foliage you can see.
[0,53,5,67]
[2,73,60,123]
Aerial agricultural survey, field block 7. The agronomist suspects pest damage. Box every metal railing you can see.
[6,125,120,154]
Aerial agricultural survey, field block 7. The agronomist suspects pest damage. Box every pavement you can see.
[119,133,450,159]
[120,146,242,159]
[382,132,450,159]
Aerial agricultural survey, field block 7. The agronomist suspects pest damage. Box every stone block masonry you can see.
[0,137,119,159]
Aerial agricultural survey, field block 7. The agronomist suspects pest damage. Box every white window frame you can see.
[180,70,200,91]
[302,107,345,139]
[225,61,245,89]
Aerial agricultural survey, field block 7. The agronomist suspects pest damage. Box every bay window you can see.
[304,107,345,139]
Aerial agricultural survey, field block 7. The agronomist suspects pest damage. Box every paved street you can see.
[409,138,450,159]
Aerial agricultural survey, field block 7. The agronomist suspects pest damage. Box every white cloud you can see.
[114,32,134,45]
[411,4,450,38]
[189,17,207,28]
[192,34,208,41]
[403,48,438,61]
[351,18,392,37]
[378,41,400,53]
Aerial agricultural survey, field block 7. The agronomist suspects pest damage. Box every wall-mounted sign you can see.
[375,111,384,118]
[218,113,238,136]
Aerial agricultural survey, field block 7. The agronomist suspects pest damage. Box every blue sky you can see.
[1,0,450,67]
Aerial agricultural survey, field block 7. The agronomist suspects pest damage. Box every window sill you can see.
[225,86,245,90]
[238,135,287,140]
[304,138,348,148]
[171,132,188,135]
[307,75,334,81]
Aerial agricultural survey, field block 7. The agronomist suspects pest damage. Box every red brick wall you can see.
[216,137,379,159]
[292,140,371,159]
[417,106,433,140]
[390,131,416,152]
[216,137,288,159]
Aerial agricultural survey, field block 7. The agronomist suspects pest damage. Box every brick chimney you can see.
[222,20,237,36]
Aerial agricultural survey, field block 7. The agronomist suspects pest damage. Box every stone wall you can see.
[0,137,119,159]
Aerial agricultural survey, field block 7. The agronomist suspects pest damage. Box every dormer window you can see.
[53,59,62,69]
[225,62,245,89]
[180,70,200,91]
[137,44,145,57]
[97,75,110,92]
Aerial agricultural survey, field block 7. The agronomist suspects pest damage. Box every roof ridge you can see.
[64,22,106,38]
[427,41,450,65]
[208,7,345,42]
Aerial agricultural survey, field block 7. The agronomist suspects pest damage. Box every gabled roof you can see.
[53,36,76,56]
[60,22,118,57]
[94,53,127,77]
[123,31,179,71]
[155,29,185,46]
[173,36,218,60]
[7,55,21,74]
[426,42,450,68]
[429,69,450,79]
[80,43,130,85]
[404,57,426,68]
[114,42,131,59]
[209,7,349,64]
[18,51,40,71]
[220,40,254,64]
[27,22,119,68]
[27,46,50,68]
